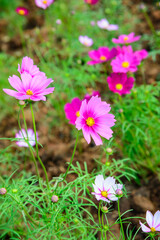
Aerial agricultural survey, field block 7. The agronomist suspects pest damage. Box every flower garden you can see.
[0,0,160,239]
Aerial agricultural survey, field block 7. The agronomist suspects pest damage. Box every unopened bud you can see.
[0,188,7,195]
[116,189,123,197]
[12,189,18,193]
[105,161,110,167]
[101,206,108,213]
[119,109,123,113]
[19,100,25,106]
[103,224,109,231]
[51,195,59,203]
[106,148,113,154]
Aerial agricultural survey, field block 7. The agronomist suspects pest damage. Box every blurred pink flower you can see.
[16,7,29,16]
[75,96,116,146]
[87,47,117,65]
[134,49,148,62]
[35,0,54,9]
[90,21,95,26]
[64,98,82,125]
[15,129,38,147]
[3,72,54,101]
[112,32,141,44]
[140,210,160,233]
[56,19,61,25]
[84,0,99,5]
[18,56,40,77]
[97,19,118,31]
[92,175,123,202]
[79,36,93,47]
[107,73,135,95]
[84,90,100,102]
[111,52,139,73]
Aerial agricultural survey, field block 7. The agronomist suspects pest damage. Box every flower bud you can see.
[118,108,123,113]
[19,100,25,106]
[105,161,110,167]
[101,206,108,213]
[116,189,123,197]
[103,224,109,231]
[0,188,7,195]
[12,189,18,193]
[106,148,113,154]
[51,195,59,203]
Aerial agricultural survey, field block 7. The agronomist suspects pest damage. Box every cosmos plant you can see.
[35,0,54,9]
[15,129,38,147]
[140,210,160,233]
[64,98,82,125]
[16,7,29,16]
[79,36,93,47]
[112,32,141,44]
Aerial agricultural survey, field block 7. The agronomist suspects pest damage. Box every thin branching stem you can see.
[118,198,125,240]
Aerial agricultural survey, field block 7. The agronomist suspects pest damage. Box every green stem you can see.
[102,213,107,240]
[117,198,125,240]
[108,231,117,240]
[63,132,79,181]
[98,201,104,240]
[30,103,50,191]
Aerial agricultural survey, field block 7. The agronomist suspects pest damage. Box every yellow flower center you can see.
[124,36,129,41]
[100,56,107,61]
[122,61,129,68]
[86,117,95,127]
[43,0,47,4]
[116,83,123,90]
[26,89,33,95]
[84,41,89,46]
[19,9,25,15]
[101,191,108,198]
[76,111,80,117]
[151,227,156,232]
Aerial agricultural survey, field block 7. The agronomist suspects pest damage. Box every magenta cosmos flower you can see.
[75,96,116,146]
[140,210,160,233]
[97,19,118,31]
[16,7,29,16]
[18,56,40,77]
[117,46,148,63]
[16,129,38,147]
[3,72,54,101]
[84,90,100,102]
[112,32,141,44]
[111,52,139,73]
[107,73,135,95]
[87,47,117,65]
[92,175,123,202]
[64,98,82,125]
[35,0,54,9]
[134,49,148,62]
[84,0,99,5]
[79,36,93,47]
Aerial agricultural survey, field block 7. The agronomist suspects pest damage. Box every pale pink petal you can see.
[146,211,154,228]
[95,175,104,189]
[140,221,151,232]
[8,75,23,92]
[153,210,160,228]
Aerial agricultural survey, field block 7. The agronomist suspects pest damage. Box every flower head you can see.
[87,47,117,65]
[64,98,82,125]
[111,52,139,73]
[92,175,123,202]
[107,73,135,95]
[56,19,62,25]
[134,49,148,62]
[18,56,40,77]
[35,0,54,9]
[16,7,29,16]
[75,96,116,146]
[3,72,54,101]
[51,195,59,203]
[0,188,7,195]
[84,0,99,5]
[84,90,100,102]
[140,210,160,233]
[97,19,118,31]
[79,36,93,47]
[112,32,141,44]
[15,129,38,147]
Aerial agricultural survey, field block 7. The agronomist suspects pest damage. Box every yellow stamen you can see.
[86,117,95,127]
[122,61,129,68]
[101,191,108,198]
[19,10,25,15]
[76,111,80,117]
[116,83,123,90]
[100,56,107,61]
[43,0,47,4]
[26,89,33,96]
[84,41,89,46]
[124,36,129,41]
[151,227,156,232]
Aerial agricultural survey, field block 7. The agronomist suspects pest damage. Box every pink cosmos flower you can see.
[64,98,82,125]
[16,7,29,16]
[111,52,139,73]
[107,73,135,95]
[97,19,118,31]
[134,49,148,62]
[15,129,38,147]
[87,47,117,65]
[140,210,160,233]
[75,96,116,146]
[92,175,123,202]
[79,36,93,47]
[112,32,141,44]
[3,72,54,101]
[84,0,99,5]
[35,0,54,9]
[18,56,40,77]
[56,19,62,25]
[84,90,100,102]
